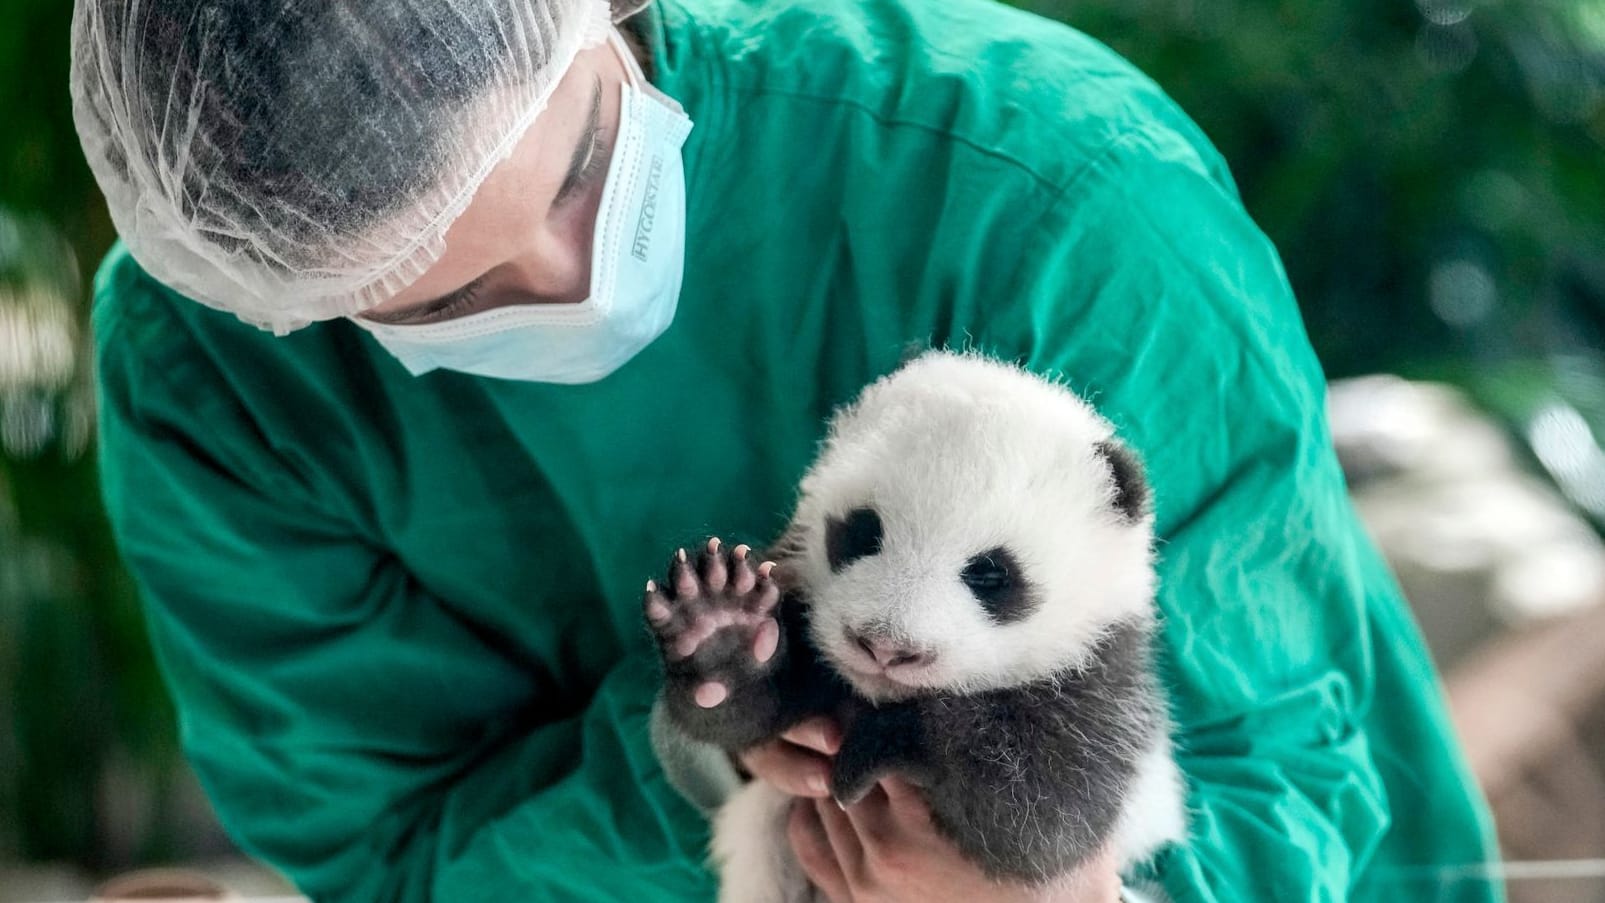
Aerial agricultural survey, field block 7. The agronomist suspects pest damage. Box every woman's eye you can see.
[565,132,611,208]
[579,133,611,190]
[416,278,487,324]
[553,129,611,210]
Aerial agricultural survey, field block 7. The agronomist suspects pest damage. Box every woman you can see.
[71,0,1498,900]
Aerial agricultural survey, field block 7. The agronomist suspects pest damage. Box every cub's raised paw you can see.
[644,538,782,709]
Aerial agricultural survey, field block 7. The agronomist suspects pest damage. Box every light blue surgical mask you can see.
[357,30,693,383]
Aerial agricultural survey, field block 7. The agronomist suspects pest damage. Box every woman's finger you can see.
[788,799,852,903]
[779,716,842,755]
[814,797,866,885]
[738,740,832,797]
[840,782,895,849]
[878,776,933,831]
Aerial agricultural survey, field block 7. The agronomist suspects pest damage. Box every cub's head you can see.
[778,351,1156,701]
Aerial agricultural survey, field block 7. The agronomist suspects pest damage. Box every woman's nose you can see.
[506,229,594,303]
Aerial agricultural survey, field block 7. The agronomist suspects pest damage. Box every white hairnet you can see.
[70,0,621,333]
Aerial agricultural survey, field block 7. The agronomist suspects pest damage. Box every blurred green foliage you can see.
[1018,0,1605,524]
[0,0,1601,874]
[1021,0,1605,379]
[1,0,186,872]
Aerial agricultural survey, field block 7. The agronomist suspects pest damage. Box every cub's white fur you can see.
[709,351,1184,899]
[784,351,1157,701]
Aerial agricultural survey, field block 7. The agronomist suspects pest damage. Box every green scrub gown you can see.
[92,0,1500,899]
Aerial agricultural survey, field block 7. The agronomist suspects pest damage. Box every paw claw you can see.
[749,579,781,616]
[643,581,674,626]
[700,543,730,593]
[724,549,754,593]
[672,554,700,601]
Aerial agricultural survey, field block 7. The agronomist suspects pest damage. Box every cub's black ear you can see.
[1095,440,1150,522]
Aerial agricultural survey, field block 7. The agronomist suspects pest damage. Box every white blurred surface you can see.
[1329,375,1605,667]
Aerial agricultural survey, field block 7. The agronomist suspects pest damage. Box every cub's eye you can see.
[961,552,1012,593]
[826,507,883,572]
[961,547,1034,623]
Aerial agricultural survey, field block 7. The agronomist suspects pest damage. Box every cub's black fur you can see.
[652,543,1162,882]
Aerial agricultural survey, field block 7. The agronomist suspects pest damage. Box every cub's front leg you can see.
[644,538,797,751]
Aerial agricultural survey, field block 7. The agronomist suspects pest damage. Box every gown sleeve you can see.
[970,126,1415,902]
[93,272,718,902]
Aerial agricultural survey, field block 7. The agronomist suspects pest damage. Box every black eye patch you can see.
[826,507,883,572]
[961,547,1035,623]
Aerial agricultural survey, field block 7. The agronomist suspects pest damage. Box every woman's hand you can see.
[736,716,842,798]
[787,776,1122,903]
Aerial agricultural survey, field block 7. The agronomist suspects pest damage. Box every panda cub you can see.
[644,350,1186,901]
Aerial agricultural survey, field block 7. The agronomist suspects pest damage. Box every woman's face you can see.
[358,38,631,326]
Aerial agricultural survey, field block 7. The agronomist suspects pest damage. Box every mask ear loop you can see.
[608,27,648,89]
[605,14,686,114]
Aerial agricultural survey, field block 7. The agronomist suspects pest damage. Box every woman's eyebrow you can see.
[552,76,604,207]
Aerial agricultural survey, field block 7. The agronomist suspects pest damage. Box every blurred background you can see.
[1,0,1602,900]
